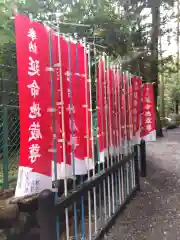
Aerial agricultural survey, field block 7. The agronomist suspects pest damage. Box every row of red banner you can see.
[14,14,156,197]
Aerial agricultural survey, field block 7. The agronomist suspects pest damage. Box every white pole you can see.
[83,38,92,240]
[103,53,111,218]
[98,54,107,223]
[116,65,123,205]
[87,44,98,234]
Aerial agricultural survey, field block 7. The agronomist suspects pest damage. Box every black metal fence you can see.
[37,144,142,240]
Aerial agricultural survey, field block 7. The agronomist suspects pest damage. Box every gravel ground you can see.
[104,128,180,240]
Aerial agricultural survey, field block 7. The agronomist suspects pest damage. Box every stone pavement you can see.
[104,128,180,240]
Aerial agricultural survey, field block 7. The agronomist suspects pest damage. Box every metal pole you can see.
[98,54,107,223]
[83,38,92,240]
[112,65,120,209]
[87,43,98,234]
[2,103,8,188]
[109,63,115,214]
[56,26,70,239]
[116,66,123,205]
[48,30,59,240]
[67,37,75,240]
[73,37,79,239]
[103,53,111,218]
[127,72,134,192]
[94,44,103,228]
[122,72,129,198]
[119,65,125,203]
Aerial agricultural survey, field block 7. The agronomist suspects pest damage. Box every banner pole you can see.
[83,38,92,239]
[116,65,123,205]
[112,65,119,210]
[73,37,79,239]
[47,29,59,240]
[93,43,103,228]
[87,43,98,233]
[56,24,70,239]
[79,39,85,240]
[127,72,134,191]
[107,59,115,214]
[103,53,111,218]
[121,71,128,198]
[66,36,76,240]
[98,54,107,223]
[56,21,67,191]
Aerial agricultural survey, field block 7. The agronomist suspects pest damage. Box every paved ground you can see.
[104,128,180,240]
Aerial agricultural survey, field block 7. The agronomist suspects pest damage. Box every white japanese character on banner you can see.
[145,97,151,103]
[28,57,40,77]
[146,87,150,92]
[144,104,151,110]
[29,144,41,163]
[69,119,78,132]
[134,82,139,91]
[29,102,41,119]
[66,104,75,114]
[144,111,152,117]
[68,135,79,150]
[133,116,137,123]
[133,99,138,107]
[65,71,71,77]
[27,28,37,41]
[133,108,137,115]
[146,124,152,132]
[29,122,42,141]
[67,89,70,98]
[27,80,40,98]
[57,106,62,115]
[145,117,152,124]
[133,92,138,99]
[29,42,37,54]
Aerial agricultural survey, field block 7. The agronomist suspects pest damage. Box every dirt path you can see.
[104,128,180,240]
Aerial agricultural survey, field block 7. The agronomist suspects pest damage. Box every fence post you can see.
[3,104,8,188]
[140,139,147,177]
[134,144,140,191]
[38,189,57,240]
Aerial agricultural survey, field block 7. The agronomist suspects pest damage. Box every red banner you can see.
[97,60,107,162]
[114,69,120,154]
[70,42,93,173]
[131,76,142,144]
[116,70,122,152]
[15,14,52,197]
[140,83,156,141]
[52,34,71,179]
[53,36,92,177]
[120,78,125,146]
[107,68,114,155]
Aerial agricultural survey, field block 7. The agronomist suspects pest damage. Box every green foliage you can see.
[0,0,177,108]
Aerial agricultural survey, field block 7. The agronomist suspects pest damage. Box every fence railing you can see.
[37,145,141,240]
[0,104,19,188]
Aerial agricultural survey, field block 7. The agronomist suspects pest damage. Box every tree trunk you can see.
[176,100,179,114]
[156,108,163,137]
[176,0,180,112]
[151,0,163,137]
[159,39,165,118]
